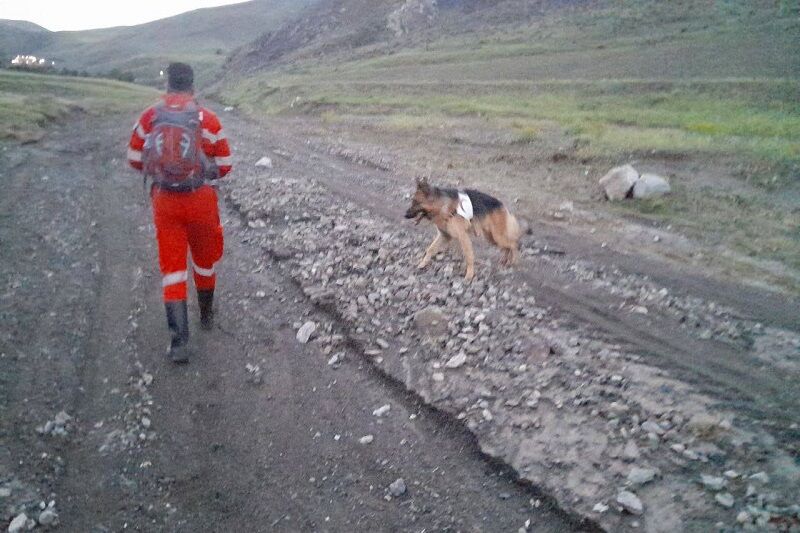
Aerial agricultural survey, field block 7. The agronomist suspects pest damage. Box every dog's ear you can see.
[416,175,430,193]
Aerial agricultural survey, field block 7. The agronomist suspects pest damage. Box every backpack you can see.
[142,101,208,192]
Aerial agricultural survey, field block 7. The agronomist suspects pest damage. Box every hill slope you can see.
[0,20,51,64]
[227,0,798,79]
[1,0,319,84]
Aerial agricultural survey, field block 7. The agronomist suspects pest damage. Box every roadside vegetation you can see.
[0,70,157,141]
[226,79,799,185]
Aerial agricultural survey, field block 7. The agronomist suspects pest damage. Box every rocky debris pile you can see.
[2,483,61,532]
[599,165,671,200]
[225,163,800,531]
[538,254,800,355]
[97,365,157,454]
[387,0,438,37]
[35,411,72,438]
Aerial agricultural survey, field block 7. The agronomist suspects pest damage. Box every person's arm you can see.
[128,108,154,172]
[201,110,232,179]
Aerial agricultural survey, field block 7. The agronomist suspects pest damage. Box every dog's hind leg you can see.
[418,230,449,270]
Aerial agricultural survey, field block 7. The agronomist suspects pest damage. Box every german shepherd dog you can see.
[405,177,520,281]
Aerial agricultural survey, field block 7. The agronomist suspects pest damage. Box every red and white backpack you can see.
[142,101,207,191]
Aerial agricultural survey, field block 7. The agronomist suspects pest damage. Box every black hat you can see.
[167,62,194,92]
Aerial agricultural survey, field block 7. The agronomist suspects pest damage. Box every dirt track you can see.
[0,113,585,531]
[2,103,798,532]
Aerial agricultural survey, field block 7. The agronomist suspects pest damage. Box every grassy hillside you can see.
[0,70,157,142]
[224,1,799,177]
[219,0,800,287]
[1,0,320,84]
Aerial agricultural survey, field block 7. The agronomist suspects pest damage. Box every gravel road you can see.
[0,113,586,531]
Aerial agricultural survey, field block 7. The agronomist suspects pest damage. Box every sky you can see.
[0,0,250,31]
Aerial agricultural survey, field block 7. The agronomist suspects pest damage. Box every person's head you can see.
[166,62,194,93]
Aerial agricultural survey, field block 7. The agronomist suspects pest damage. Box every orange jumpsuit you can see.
[128,93,233,302]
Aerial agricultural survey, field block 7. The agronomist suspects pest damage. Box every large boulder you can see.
[633,173,671,198]
[599,164,639,200]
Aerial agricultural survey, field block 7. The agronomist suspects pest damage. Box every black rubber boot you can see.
[165,300,190,364]
[198,289,214,331]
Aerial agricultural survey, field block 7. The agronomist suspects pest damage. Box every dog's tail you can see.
[506,209,522,244]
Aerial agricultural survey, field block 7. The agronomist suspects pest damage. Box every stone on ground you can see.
[413,306,448,337]
[616,490,644,515]
[627,467,657,486]
[388,478,407,497]
[445,352,467,369]
[255,157,273,168]
[633,173,671,199]
[8,513,27,533]
[296,321,316,344]
[599,164,639,200]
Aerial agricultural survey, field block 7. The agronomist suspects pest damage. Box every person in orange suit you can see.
[128,63,232,363]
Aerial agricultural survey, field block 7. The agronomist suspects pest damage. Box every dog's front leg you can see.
[418,230,448,269]
[452,225,475,282]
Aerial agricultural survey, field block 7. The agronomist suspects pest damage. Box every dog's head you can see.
[405,176,434,223]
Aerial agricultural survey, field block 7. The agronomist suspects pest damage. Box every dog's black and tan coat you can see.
[405,178,520,281]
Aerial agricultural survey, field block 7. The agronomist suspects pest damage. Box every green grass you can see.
[224,78,800,182]
[0,70,157,140]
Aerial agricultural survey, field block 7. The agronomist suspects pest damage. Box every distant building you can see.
[10,55,55,70]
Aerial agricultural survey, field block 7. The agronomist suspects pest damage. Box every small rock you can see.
[616,491,644,515]
[413,306,448,337]
[685,413,720,438]
[388,478,407,497]
[38,508,58,527]
[623,440,640,461]
[445,352,467,369]
[255,156,273,168]
[593,502,609,513]
[641,420,664,435]
[749,471,769,484]
[8,513,27,533]
[372,404,391,417]
[296,321,316,344]
[627,467,657,486]
[431,373,444,382]
[359,435,374,444]
[715,492,734,508]
[0,488,10,498]
[700,474,726,491]
[736,511,751,524]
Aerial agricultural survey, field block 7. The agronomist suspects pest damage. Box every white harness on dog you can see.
[456,192,473,221]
